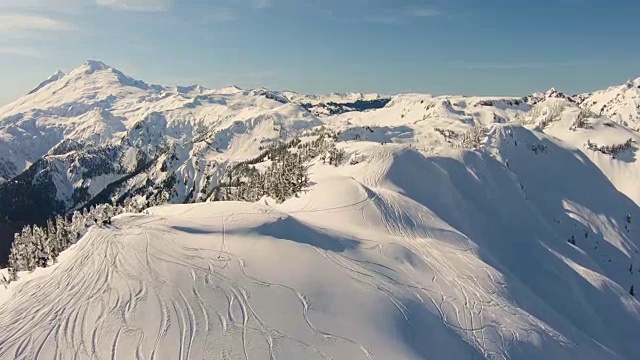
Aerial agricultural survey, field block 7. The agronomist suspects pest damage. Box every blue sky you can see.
[0,0,639,105]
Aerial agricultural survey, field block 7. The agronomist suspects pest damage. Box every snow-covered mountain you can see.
[576,77,640,129]
[0,61,640,359]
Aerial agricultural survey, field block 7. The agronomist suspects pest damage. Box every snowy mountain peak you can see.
[176,84,206,95]
[526,87,572,105]
[26,70,66,95]
[544,87,569,99]
[578,75,640,128]
[68,60,121,79]
[63,60,157,92]
[625,77,640,88]
[214,85,243,94]
[79,59,110,74]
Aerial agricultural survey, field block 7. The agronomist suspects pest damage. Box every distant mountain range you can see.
[1,61,639,262]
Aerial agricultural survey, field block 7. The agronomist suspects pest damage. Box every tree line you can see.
[4,192,168,283]
[3,130,345,283]
[214,128,345,203]
[586,138,634,158]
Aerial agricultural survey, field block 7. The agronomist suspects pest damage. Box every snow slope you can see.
[1,62,640,359]
[1,138,640,359]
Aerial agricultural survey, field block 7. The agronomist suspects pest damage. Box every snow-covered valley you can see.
[0,61,640,359]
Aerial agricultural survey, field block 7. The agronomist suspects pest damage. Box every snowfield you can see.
[0,61,640,359]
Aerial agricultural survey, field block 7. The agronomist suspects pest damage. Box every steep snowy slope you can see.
[1,134,639,359]
[537,100,640,203]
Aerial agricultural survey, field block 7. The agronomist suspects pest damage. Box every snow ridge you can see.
[27,70,66,95]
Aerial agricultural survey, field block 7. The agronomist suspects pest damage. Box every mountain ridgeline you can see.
[0,61,640,248]
[1,62,640,265]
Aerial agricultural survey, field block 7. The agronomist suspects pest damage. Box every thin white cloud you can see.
[253,0,271,9]
[363,15,402,24]
[450,61,592,70]
[320,10,402,25]
[0,11,76,59]
[452,63,545,70]
[0,0,175,12]
[95,0,171,12]
[316,4,443,25]
[202,8,236,22]
[411,7,442,17]
[0,0,87,13]
[0,47,44,58]
[0,14,76,33]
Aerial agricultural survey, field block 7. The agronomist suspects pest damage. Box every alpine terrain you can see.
[1,61,640,359]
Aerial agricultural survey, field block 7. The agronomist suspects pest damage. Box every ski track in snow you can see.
[0,186,636,359]
[2,147,640,358]
[0,196,449,359]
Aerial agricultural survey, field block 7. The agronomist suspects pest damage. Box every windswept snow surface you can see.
[1,62,640,359]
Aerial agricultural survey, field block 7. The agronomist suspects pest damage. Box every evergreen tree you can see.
[45,219,56,263]
[53,215,70,261]
[21,226,36,271]
[8,232,23,278]
[81,207,91,229]
[70,210,83,240]
[104,203,114,219]
[33,226,49,268]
